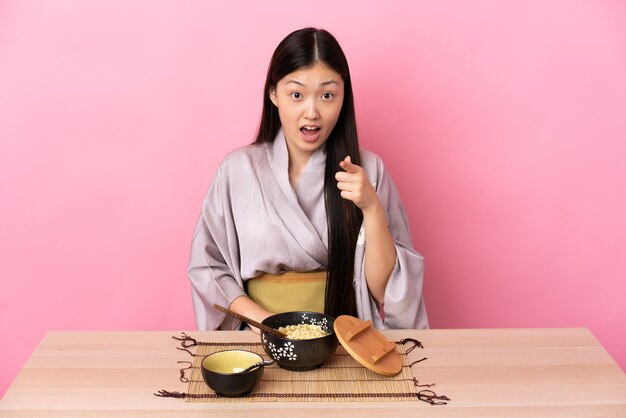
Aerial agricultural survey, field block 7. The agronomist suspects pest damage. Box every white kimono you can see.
[188,130,428,330]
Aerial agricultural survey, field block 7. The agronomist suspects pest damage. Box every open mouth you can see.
[300,126,321,136]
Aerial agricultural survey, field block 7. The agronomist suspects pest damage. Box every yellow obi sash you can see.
[246,271,327,314]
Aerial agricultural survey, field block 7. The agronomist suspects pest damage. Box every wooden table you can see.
[1,329,625,417]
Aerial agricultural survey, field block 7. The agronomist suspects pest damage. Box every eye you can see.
[322,92,334,100]
[290,92,302,99]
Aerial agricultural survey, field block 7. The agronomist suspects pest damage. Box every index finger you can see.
[339,155,361,174]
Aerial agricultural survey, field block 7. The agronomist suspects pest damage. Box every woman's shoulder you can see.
[360,148,382,165]
[359,148,386,178]
[218,143,268,173]
[359,148,404,205]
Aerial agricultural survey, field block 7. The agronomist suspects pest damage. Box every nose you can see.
[304,98,320,120]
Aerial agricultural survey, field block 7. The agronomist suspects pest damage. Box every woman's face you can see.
[270,61,344,161]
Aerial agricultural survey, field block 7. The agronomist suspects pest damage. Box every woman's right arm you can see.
[187,167,259,330]
[229,295,273,331]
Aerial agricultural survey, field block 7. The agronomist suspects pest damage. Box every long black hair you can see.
[254,28,362,318]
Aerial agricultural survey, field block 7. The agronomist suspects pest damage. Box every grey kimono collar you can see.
[268,128,327,173]
[264,128,328,265]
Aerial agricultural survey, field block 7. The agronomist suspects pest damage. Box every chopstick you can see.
[213,304,287,338]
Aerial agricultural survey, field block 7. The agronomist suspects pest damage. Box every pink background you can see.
[1,0,625,397]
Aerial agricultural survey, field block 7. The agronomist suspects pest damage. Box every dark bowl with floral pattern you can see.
[260,311,338,371]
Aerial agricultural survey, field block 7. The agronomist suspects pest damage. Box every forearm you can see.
[334,155,397,304]
[229,295,274,325]
[362,202,397,304]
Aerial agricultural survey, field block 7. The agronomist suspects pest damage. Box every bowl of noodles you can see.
[260,311,338,371]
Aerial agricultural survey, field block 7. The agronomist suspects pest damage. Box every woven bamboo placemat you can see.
[156,333,449,404]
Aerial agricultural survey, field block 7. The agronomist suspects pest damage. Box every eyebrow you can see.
[285,80,340,87]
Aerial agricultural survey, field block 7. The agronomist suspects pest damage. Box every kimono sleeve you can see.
[187,166,245,330]
[381,203,429,329]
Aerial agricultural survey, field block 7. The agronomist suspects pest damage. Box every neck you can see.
[288,151,311,189]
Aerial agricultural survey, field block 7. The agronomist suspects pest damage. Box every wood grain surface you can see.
[1,328,625,417]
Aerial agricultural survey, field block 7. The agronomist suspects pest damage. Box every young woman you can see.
[188,27,428,330]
